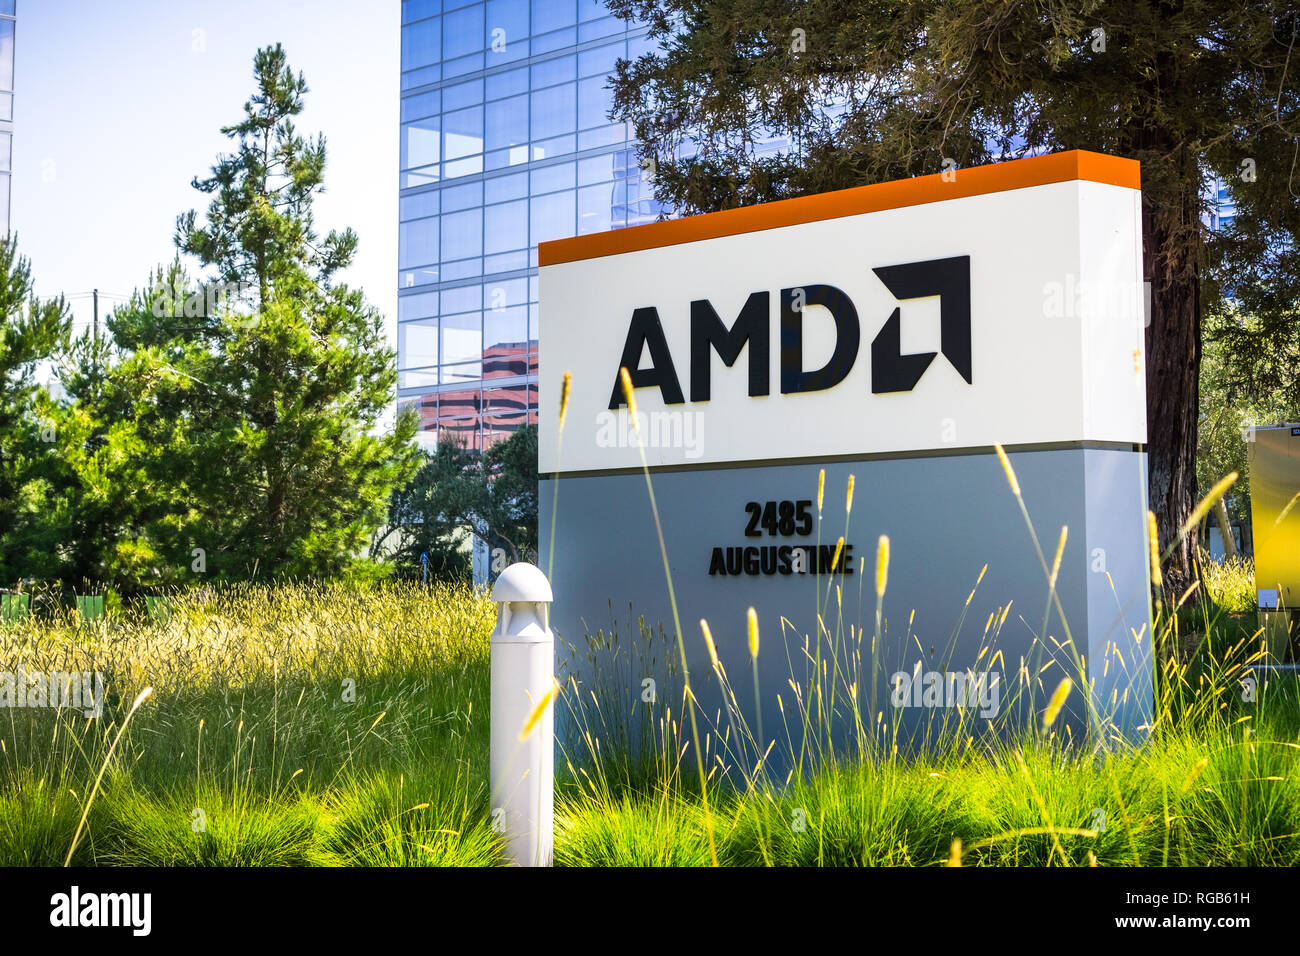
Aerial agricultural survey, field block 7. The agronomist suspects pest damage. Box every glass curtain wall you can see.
[398,0,664,450]
[0,1,15,234]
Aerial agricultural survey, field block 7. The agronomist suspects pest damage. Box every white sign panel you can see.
[540,152,1144,474]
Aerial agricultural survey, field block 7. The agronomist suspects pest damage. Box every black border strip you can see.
[542,440,1146,480]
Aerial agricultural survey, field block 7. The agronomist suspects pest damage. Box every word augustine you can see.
[708,543,856,577]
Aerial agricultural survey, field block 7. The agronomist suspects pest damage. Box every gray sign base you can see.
[542,444,1153,774]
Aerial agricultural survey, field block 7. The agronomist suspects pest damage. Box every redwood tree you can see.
[606,0,1300,588]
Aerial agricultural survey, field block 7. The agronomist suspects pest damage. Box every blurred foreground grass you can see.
[0,582,501,866]
[0,572,1296,867]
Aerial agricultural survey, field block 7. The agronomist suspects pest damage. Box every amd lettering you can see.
[608,256,972,408]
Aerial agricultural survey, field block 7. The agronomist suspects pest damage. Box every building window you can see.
[399,2,657,446]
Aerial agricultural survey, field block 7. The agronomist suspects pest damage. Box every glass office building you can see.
[398,0,664,450]
[0,1,14,234]
[1207,176,1237,233]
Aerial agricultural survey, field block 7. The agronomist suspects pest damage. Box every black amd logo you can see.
[870,256,971,393]
[608,255,972,409]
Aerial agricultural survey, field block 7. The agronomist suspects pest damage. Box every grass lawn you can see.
[1,564,1296,867]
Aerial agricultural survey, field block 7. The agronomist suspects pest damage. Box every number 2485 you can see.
[744,500,814,537]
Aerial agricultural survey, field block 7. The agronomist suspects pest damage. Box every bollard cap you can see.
[492,562,553,604]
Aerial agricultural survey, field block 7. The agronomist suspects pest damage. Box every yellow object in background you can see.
[1249,426,1300,607]
[1249,425,1300,617]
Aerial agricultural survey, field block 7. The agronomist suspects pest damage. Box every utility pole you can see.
[92,288,100,377]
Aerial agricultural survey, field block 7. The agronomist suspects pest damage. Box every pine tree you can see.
[93,44,419,583]
[0,235,71,585]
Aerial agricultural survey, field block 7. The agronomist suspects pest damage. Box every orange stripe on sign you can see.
[539,149,1139,266]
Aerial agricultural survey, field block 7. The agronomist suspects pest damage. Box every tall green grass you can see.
[0,460,1293,866]
[549,379,1299,866]
[0,581,502,866]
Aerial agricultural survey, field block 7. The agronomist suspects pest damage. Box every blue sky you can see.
[14,0,399,346]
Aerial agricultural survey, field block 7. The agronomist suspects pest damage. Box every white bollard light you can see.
[489,562,555,867]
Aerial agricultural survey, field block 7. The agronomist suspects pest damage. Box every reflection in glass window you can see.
[401,117,441,170]
[401,264,440,289]
[443,79,484,111]
[399,318,440,369]
[578,40,625,77]
[486,67,529,101]
[577,182,615,234]
[486,403,525,429]
[485,0,529,53]
[532,133,576,161]
[484,411,527,443]
[533,0,576,33]
[579,17,624,43]
[530,162,575,195]
[530,191,576,245]
[532,28,578,56]
[444,156,484,179]
[629,200,662,227]
[578,76,614,129]
[443,4,486,59]
[531,55,576,89]
[485,200,528,255]
[485,171,528,204]
[578,126,623,151]
[400,191,439,221]
[484,277,528,309]
[402,65,441,91]
[442,313,484,367]
[441,258,483,281]
[485,95,528,152]
[484,384,538,419]
[403,167,440,189]
[484,307,529,355]
[441,284,483,314]
[398,10,670,450]
[401,368,440,389]
[530,83,575,140]
[399,219,439,268]
[402,90,440,123]
[440,421,484,451]
[438,382,482,428]
[484,251,529,274]
[443,106,483,160]
[484,339,528,382]
[442,208,484,261]
[441,181,484,212]
[578,154,616,186]
[628,33,656,60]
[398,289,439,322]
[441,345,483,382]
[444,52,486,78]
[402,0,440,25]
[401,18,441,72]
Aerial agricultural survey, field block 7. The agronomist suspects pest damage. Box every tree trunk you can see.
[1141,184,1202,597]
[1215,496,1239,561]
[1121,0,1203,602]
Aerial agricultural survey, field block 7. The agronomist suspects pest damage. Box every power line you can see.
[65,290,130,300]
